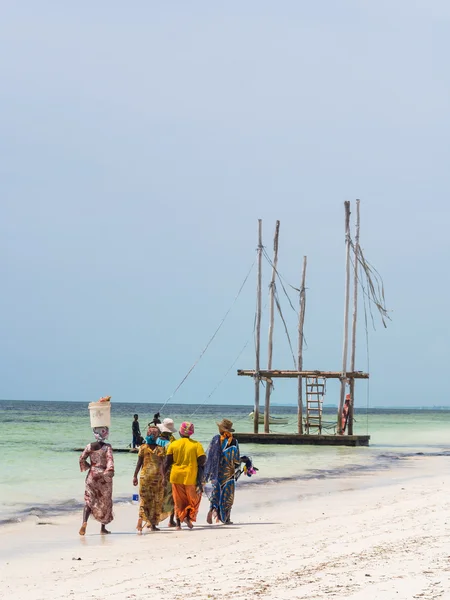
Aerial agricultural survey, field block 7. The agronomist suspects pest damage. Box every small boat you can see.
[248,412,289,425]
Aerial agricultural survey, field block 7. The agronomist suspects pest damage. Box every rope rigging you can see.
[158,258,255,413]
[261,251,299,368]
[273,285,297,367]
[359,260,371,434]
[263,248,299,312]
[350,241,390,329]
[189,337,251,418]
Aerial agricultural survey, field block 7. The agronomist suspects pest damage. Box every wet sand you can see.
[1,455,449,600]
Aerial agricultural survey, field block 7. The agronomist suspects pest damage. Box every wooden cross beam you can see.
[237,370,369,379]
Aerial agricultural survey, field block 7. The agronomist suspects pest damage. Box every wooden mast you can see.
[338,201,351,433]
[264,220,280,433]
[297,256,307,434]
[254,219,263,434]
[348,200,360,435]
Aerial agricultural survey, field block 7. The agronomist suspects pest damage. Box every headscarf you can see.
[179,421,194,437]
[220,430,233,446]
[93,426,109,442]
[145,426,160,445]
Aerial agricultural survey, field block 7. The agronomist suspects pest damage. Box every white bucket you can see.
[88,401,111,428]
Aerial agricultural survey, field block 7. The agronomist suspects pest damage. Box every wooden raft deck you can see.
[234,433,370,446]
[74,448,138,453]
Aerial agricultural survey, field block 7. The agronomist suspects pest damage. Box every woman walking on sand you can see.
[204,418,240,525]
[157,418,177,528]
[164,421,205,530]
[79,425,114,535]
[133,426,168,532]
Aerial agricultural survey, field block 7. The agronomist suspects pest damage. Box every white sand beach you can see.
[1,455,449,600]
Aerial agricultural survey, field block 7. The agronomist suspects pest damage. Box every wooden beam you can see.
[338,201,352,433]
[264,220,280,433]
[254,219,263,434]
[348,199,360,435]
[233,433,370,447]
[238,369,369,379]
[297,256,307,434]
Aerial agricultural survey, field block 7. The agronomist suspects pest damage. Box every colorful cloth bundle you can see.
[235,455,258,481]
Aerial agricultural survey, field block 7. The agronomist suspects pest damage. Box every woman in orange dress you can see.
[164,421,206,530]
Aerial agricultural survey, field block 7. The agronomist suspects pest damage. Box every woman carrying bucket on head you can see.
[157,418,177,528]
[79,396,114,536]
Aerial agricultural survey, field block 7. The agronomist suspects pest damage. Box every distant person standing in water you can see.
[132,414,141,448]
[79,425,114,536]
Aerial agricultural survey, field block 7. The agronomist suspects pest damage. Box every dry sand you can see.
[1,455,449,600]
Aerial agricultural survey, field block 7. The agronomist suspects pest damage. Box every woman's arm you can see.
[79,444,91,472]
[235,439,241,465]
[105,445,115,477]
[133,456,143,486]
[196,455,206,492]
[164,454,174,475]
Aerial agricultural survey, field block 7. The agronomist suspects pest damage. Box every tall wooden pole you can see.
[338,201,351,434]
[297,256,307,434]
[254,219,263,434]
[348,200,360,435]
[264,220,280,433]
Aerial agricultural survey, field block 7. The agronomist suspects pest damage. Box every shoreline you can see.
[2,445,450,528]
[1,455,450,599]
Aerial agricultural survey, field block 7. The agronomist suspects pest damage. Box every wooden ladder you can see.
[305,377,325,434]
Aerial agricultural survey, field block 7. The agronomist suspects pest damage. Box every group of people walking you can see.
[79,417,243,535]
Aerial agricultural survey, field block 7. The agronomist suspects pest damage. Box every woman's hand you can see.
[133,476,138,487]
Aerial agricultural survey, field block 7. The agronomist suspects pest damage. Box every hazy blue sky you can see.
[1,2,449,408]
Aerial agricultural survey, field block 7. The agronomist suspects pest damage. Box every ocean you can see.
[1,400,449,526]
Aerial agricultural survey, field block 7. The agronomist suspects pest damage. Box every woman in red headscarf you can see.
[164,421,206,530]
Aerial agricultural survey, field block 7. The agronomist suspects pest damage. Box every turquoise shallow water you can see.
[1,400,450,524]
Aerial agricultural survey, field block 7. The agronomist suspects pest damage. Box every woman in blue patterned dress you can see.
[204,418,240,525]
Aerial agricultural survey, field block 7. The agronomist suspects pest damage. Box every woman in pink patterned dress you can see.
[79,426,114,535]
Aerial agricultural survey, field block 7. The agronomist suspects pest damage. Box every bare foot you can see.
[168,521,176,528]
[184,518,194,529]
[79,522,87,536]
[176,525,182,531]
[206,510,213,525]
[136,519,143,533]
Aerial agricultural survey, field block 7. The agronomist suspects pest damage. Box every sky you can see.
[1,2,449,408]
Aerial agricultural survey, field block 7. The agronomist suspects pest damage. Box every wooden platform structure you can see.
[234,433,370,446]
[237,370,369,380]
[237,202,386,446]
